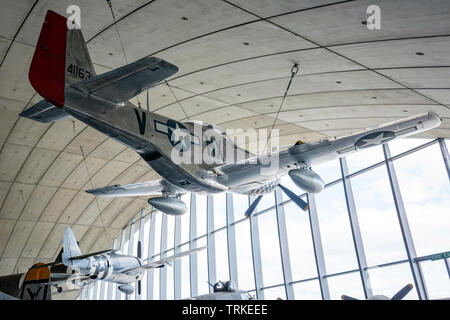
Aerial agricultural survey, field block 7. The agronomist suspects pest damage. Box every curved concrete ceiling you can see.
[0,0,449,283]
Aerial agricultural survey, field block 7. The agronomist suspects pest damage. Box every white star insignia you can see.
[359,132,385,147]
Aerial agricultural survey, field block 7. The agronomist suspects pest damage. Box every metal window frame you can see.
[248,194,264,300]
[135,209,146,300]
[274,187,294,300]
[438,138,450,180]
[146,208,156,300]
[189,193,198,297]
[206,194,216,292]
[159,213,168,300]
[174,214,182,299]
[383,143,428,300]
[307,193,330,300]
[226,193,238,285]
[340,157,373,298]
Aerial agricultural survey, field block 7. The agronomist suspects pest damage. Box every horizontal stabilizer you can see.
[72,57,178,104]
[86,179,181,198]
[69,249,112,261]
[19,99,71,123]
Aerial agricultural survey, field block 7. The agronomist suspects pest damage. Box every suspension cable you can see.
[263,63,299,153]
[106,0,142,106]
[165,80,190,120]
[80,146,112,246]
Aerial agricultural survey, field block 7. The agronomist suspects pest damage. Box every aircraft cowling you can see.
[148,197,187,215]
[288,168,324,194]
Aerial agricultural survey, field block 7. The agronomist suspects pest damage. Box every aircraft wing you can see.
[86,179,182,198]
[214,112,441,188]
[120,246,207,275]
[71,57,178,104]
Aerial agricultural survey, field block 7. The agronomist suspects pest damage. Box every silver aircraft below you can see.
[185,280,255,300]
[21,10,442,217]
[35,227,205,295]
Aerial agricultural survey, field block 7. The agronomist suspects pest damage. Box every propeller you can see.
[244,195,263,218]
[391,284,414,300]
[137,240,142,296]
[278,184,309,211]
[137,240,142,259]
[341,283,414,300]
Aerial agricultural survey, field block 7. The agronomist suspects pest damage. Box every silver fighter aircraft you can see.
[35,227,206,295]
[21,10,442,217]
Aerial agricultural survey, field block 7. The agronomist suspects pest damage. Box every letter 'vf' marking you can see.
[134,109,147,135]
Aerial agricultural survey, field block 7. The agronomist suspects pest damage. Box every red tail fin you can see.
[29,10,67,107]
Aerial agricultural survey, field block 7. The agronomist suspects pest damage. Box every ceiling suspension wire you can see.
[80,146,112,246]
[263,63,299,153]
[165,80,190,120]
[106,0,142,106]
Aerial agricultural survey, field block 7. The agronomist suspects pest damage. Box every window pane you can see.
[153,212,162,255]
[352,165,407,266]
[420,260,450,299]
[293,280,322,300]
[257,209,284,287]
[166,215,175,250]
[180,194,191,244]
[346,145,384,173]
[165,249,174,300]
[180,243,191,299]
[388,137,431,157]
[327,272,364,300]
[143,215,151,260]
[313,158,341,184]
[213,229,229,282]
[233,193,249,222]
[257,193,275,212]
[235,219,255,290]
[367,263,418,300]
[196,195,207,236]
[262,286,286,300]
[393,144,450,256]
[213,193,227,230]
[284,201,317,281]
[152,255,160,300]
[195,237,209,295]
[315,183,358,274]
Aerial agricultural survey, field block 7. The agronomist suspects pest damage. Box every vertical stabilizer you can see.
[28,10,96,107]
[62,227,82,266]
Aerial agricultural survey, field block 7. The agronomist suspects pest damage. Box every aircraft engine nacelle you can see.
[118,284,134,295]
[288,168,324,194]
[148,196,187,215]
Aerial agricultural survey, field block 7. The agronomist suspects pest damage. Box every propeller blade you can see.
[341,295,359,300]
[138,280,141,295]
[278,184,309,211]
[391,284,413,300]
[137,240,142,259]
[244,195,263,218]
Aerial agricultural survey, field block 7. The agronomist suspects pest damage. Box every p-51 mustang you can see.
[21,10,442,217]
[34,227,206,295]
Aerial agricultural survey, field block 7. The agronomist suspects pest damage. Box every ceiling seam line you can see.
[220,0,450,114]
[72,158,150,253]
[6,125,101,272]
[0,0,39,68]
[174,88,444,123]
